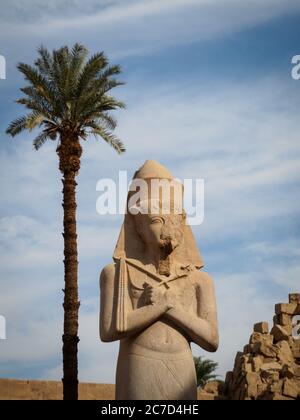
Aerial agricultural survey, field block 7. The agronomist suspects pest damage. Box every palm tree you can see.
[6,44,125,400]
[194,356,219,388]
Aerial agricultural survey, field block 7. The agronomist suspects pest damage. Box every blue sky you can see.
[0,0,300,383]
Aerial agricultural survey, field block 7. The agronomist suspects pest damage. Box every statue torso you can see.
[123,261,199,353]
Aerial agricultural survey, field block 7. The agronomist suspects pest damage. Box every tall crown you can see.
[134,160,174,180]
[129,160,184,215]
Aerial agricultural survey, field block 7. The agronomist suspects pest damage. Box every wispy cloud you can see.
[0,0,115,23]
[1,0,300,59]
[0,0,299,384]
[0,73,299,382]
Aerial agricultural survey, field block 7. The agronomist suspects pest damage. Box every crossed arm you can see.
[99,264,219,352]
[164,274,219,352]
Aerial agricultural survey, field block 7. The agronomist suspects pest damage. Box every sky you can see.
[0,0,300,384]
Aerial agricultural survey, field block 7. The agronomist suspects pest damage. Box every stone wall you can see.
[224,293,300,400]
[0,379,115,400]
[0,379,211,400]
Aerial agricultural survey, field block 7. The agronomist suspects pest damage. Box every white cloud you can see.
[246,240,300,259]
[0,75,299,385]
[0,215,61,272]
[0,0,115,22]
[1,0,300,59]
[111,77,300,239]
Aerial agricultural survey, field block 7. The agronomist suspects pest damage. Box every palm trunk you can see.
[59,134,82,400]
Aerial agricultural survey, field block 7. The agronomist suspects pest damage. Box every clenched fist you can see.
[143,283,173,310]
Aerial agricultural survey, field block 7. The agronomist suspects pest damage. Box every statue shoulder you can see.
[100,263,116,286]
[193,270,215,289]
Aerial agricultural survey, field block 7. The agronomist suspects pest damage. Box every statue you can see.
[99,160,219,400]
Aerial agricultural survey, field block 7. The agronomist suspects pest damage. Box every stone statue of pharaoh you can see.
[100,160,218,400]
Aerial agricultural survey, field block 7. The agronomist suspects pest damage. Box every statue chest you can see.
[127,264,198,312]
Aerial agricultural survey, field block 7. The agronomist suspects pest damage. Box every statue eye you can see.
[151,217,164,225]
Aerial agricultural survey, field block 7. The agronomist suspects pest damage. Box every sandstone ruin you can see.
[223,293,300,400]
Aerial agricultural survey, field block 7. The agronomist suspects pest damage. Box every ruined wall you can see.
[0,379,115,400]
[0,379,209,400]
[225,293,300,400]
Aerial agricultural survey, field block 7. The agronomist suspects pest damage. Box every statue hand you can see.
[143,283,173,310]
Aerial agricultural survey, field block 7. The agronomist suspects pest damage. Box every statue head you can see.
[113,160,204,275]
[134,212,184,250]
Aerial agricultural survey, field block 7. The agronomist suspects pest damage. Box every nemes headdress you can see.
[113,160,204,269]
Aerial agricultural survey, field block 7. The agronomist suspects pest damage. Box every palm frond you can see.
[98,64,122,80]
[76,52,107,96]
[6,116,28,137]
[98,113,118,130]
[16,97,54,121]
[6,112,45,136]
[90,126,125,154]
[35,45,53,78]
[21,86,50,106]
[52,47,70,96]
[194,356,219,388]
[33,131,50,150]
[98,96,126,110]
[70,43,88,81]
[25,112,46,131]
[80,96,125,122]
[18,63,53,101]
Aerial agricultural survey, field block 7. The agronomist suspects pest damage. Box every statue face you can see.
[135,213,184,251]
[135,214,165,247]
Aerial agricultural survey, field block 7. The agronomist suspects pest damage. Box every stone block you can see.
[202,382,217,394]
[225,371,233,382]
[197,392,216,401]
[282,379,298,399]
[275,340,293,365]
[254,322,269,334]
[245,372,261,399]
[249,332,273,346]
[272,393,295,401]
[261,362,282,372]
[243,345,251,354]
[275,303,297,315]
[234,352,244,370]
[251,356,264,373]
[253,342,277,358]
[271,324,290,343]
[281,365,294,379]
[290,339,300,359]
[242,363,253,374]
[294,365,300,378]
[277,313,292,327]
[289,293,300,304]
[261,370,280,384]
[269,379,283,394]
